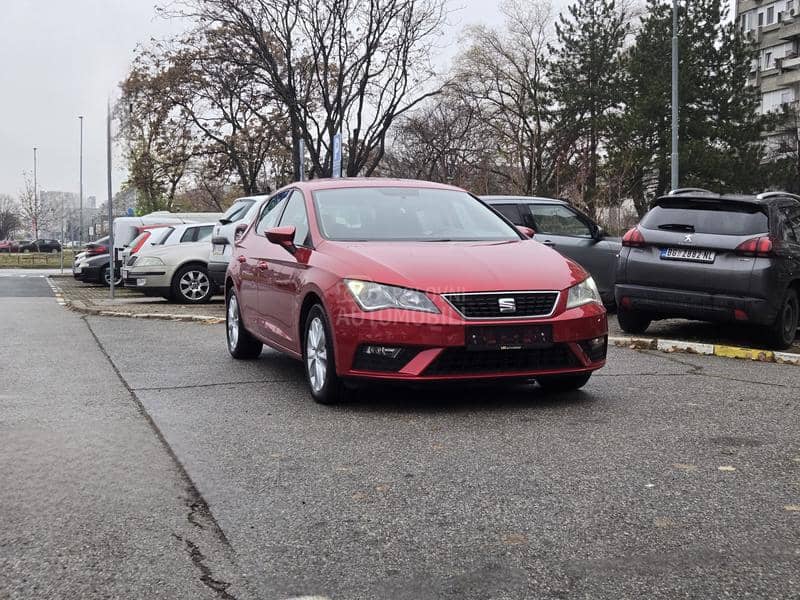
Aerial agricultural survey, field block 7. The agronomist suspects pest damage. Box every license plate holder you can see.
[466,324,552,351]
[660,247,715,263]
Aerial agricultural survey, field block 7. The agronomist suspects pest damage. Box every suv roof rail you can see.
[756,191,800,201]
[667,188,715,196]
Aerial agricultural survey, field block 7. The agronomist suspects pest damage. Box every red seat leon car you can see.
[224,178,608,403]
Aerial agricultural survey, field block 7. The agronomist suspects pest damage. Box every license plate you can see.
[212,244,225,255]
[660,247,715,263]
[122,269,129,278]
[466,325,552,351]
[73,266,81,274]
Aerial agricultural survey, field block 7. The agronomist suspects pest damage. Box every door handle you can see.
[542,240,555,247]
[237,255,247,263]
[257,261,269,270]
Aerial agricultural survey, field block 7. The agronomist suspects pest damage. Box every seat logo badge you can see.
[498,298,516,313]
[684,234,693,243]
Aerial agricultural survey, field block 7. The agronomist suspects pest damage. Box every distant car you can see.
[208,195,269,288]
[225,178,608,404]
[482,196,621,306]
[73,237,111,282]
[18,239,62,253]
[122,225,218,303]
[0,240,15,252]
[615,189,800,349]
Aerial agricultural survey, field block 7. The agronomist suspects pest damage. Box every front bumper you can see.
[614,284,776,325]
[331,302,607,381]
[122,266,170,292]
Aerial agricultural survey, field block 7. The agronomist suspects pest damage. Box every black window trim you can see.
[278,188,314,249]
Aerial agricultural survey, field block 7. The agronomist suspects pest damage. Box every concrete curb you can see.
[609,336,800,366]
[47,277,225,325]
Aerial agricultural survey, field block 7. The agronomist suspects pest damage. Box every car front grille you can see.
[443,291,559,319]
[424,344,578,375]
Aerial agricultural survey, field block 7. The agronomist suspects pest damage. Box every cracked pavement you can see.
[2,274,800,599]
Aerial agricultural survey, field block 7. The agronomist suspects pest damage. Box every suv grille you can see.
[443,292,558,319]
[424,345,578,375]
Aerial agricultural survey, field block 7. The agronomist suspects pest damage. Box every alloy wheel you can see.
[179,270,210,301]
[227,294,239,351]
[306,316,327,393]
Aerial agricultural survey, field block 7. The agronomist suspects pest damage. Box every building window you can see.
[768,6,775,23]
[759,12,764,26]
[766,51,773,68]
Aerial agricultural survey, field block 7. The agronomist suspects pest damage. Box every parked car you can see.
[118,226,172,267]
[615,189,800,349]
[209,195,269,288]
[158,222,215,246]
[0,240,16,252]
[122,226,218,303]
[18,239,61,253]
[73,237,111,282]
[224,178,608,404]
[483,196,621,306]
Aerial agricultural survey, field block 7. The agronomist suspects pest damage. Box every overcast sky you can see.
[0,0,571,203]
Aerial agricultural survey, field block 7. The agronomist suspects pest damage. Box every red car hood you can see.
[321,240,588,293]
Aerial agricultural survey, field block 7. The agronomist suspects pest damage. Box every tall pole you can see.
[107,101,115,299]
[671,0,679,191]
[33,147,38,239]
[79,116,84,246]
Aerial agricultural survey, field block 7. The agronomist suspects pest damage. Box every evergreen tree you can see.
[549,0,629,218]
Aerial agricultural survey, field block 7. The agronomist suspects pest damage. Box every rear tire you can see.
[304,305,347,405]
[537,372,592,392]
[617,306,651,334]
[226,288,262,359]
[765,288,798,350]
[101,265,123,287]
[172,265,213,304]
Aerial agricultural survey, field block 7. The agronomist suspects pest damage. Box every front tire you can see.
[765,288,799,350]
[304,305,346,405]
[101,265,123,287]
[617,306,651,334]
[537,372,592,392]
[172,265,213,304]
[226,288,262,359]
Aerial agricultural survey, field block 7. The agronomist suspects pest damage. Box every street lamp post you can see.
[79,116,84,247]
[671,0,679,191]
[33,147,38,239]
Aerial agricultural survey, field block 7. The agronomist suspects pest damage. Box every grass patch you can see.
[0,251,76,268]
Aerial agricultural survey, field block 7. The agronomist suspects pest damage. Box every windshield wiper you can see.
[658,223,695,232]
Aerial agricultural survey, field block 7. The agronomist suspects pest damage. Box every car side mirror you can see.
[516,225,536,239]
[592,225,605,241]
[266,226,297,255]
[234,223,248,243]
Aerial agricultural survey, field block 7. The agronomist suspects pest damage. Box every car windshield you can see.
[223,199,256,222]
[313,187,520,242]
[641,200,769,236]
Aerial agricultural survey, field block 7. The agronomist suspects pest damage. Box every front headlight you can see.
[135,257,165,267]
[566,276,601,309]
[345,279,439,313]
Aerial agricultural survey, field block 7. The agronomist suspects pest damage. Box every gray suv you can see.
[615,189,800,349]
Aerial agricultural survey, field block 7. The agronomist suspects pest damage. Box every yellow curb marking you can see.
[713,345,774,362]
[718,466,737,472]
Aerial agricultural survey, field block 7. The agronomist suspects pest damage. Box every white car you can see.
[208,196,269,288]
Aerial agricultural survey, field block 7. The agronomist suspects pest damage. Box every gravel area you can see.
[50,274,224,320]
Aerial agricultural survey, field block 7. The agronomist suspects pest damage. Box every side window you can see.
[180,227,196,243]
[527,204,592,237]
[255,191,290,235]
[278,190,311,246]
[780,205,800,243]
[493,204,523,225]
[195,226,213,242]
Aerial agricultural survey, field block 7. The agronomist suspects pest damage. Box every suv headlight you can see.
[345,279,439,313]
[566,277,601,309]
[135,257,165,267]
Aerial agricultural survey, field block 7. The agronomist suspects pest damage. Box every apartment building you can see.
[737,0,800,116]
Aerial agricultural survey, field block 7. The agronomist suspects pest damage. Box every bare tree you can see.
[17,172,56,238]
[170,0,448,179]
[0,194,21,240]
[453,0,565,196]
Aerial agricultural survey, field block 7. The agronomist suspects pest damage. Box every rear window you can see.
[223,199,256,222]
[642,201,768,236]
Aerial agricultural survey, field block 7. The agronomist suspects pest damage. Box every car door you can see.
[524,203,618,299]
[260,189,312,353]
[240,191,290,339]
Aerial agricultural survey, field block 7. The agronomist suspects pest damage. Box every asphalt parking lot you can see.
[3,276,799,599]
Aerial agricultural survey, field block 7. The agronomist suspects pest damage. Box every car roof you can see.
[656,190,800,206]
[280,177,465,193]
[481,195,568,205]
